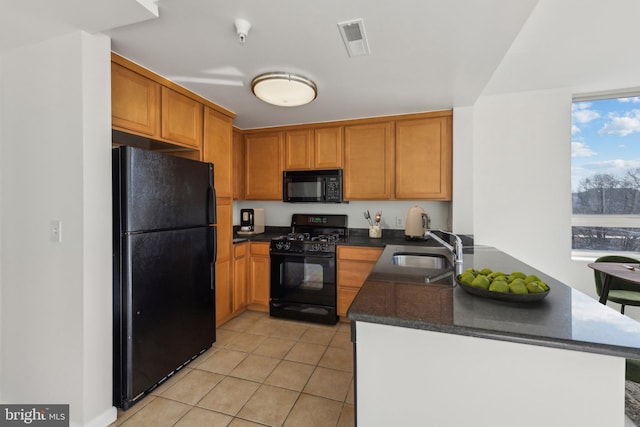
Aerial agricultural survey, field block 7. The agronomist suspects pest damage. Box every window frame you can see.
[570,91,640,260]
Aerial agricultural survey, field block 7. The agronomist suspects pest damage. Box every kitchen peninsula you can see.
[348,244,640,427]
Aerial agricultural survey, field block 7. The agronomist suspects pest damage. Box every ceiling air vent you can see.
[337,19,370,57]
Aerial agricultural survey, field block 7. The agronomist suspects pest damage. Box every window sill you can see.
[571,249,640,262]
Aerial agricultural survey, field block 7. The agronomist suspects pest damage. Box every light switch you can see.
[51,219,62,243]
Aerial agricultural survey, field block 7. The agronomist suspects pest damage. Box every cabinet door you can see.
[233,130,245,200]
[338,287,360,318]
[161,86,203,149]
[233,244,248,312]
[344,122,394,199]
[245,132,283,200]
[215,198,233,325]
[284,129,313,170]
[314,126,343,169]
[248,243,270,310]
[215,259,233,326]
[111,62,161,137]
[395,117,452,200]
[204,107,233,198]
[337,246,383,319]
[216,198,232,262]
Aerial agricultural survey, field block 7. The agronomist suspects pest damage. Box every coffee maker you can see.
[238,208,265,235]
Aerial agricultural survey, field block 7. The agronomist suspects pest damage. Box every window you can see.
[572,95,640,254]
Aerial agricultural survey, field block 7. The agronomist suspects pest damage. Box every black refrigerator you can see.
[112,146,216,409]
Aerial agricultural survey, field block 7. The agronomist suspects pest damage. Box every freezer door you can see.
[113,146,215,232]
[114,226,216,408]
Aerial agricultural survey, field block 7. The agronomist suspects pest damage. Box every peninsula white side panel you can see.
[355,321,624,427]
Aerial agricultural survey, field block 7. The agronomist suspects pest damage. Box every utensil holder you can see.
[369,225,382,238]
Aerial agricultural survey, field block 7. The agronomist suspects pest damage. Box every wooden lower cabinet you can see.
[248,242,270,311]
[215,259,233,326]
[337,246,383,320]
[215,198,235,326]
[233,243,248,312]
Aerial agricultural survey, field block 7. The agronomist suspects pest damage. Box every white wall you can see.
[470,0,640,323]
[234,200,452,232]
[452,106,474,234]
[473,88,575,280]
[471,89,637,318]
[0,32,114,426]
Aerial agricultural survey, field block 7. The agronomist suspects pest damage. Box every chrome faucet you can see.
[424,229,464,267]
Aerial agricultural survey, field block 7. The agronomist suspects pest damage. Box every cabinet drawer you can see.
[250,242,270,256]
[337,246,383,262]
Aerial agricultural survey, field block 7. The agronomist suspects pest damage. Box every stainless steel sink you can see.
[391,252,451,269]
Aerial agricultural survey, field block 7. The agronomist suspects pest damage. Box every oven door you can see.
[270,251,336,307]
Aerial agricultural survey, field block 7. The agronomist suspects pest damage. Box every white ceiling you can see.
[104,0,540,129]
[2,0,544,129]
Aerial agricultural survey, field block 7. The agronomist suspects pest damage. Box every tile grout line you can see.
[115,312,354,426]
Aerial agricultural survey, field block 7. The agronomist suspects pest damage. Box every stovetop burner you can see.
[276,232,341,243]
[270,214,348,254]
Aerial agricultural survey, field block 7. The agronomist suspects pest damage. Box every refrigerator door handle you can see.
[207,164,216,225]
[206,186,216,225]
[208,226,217,265]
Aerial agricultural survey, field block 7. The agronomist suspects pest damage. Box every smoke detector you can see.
[337,19,370,57]
[234,18,251,44]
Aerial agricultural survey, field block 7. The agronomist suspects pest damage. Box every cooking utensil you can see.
[363,211,374,226]
[375,211,381,224]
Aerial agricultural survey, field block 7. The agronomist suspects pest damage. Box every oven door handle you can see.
[270,251,335,258]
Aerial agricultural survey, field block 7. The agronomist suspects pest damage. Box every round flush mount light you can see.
[251,72,317,107]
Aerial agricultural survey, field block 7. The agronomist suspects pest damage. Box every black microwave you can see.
[283,169,343,203]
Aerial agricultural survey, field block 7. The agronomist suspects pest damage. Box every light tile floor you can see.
[112,311,355,427]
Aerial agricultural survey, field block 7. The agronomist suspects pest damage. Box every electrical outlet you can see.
[395,216,403,227]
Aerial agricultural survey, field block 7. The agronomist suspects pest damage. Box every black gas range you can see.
[269,214,348,324]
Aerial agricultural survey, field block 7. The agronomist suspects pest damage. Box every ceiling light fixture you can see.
[251,72,317,107]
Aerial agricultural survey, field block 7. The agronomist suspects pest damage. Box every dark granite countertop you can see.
[233,227,474,248]
[348,244,640,359]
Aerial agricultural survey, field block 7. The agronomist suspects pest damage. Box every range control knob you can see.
[275,241,291,251]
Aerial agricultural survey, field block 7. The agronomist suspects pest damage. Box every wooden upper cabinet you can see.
[111,62,161,137]
[284,129,313,170]
[314,126,343,169]
[344,122,394,200]
[203,107,233,198]
[284,126,343,170]
[244,131,283,200]
[161,87,203,149]
[395,116,452,200]
[233,129,245,200]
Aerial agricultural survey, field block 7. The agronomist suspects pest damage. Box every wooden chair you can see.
[594,255,640,314]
